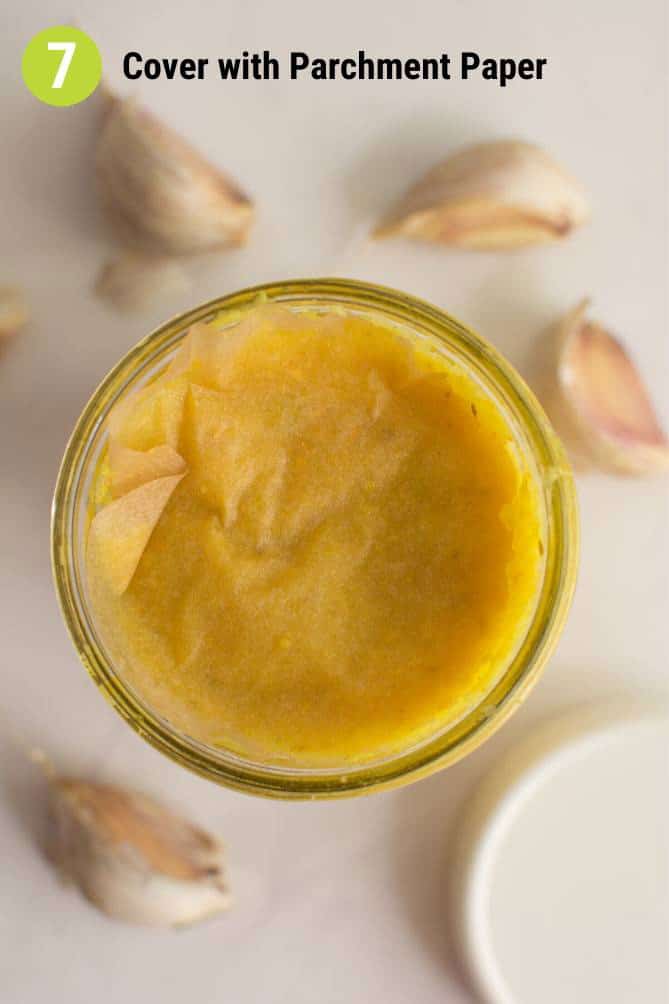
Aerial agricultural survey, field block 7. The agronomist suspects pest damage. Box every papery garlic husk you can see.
[374,140,589,249]
[0,285,29,338]
[95,252,191,314]
[48,777,231,926]
[537,300,669,476]
[96,96,254,256]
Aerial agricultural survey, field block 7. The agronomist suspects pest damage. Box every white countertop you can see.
[1,1,667,1002]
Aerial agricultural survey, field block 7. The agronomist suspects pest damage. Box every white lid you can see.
[458,708,669,1004]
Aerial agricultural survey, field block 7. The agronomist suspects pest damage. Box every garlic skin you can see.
[374,140,589,249]
[48,778,231,926]
[0,286,29,338]
[96,97,254,256]
[540,300,669,476]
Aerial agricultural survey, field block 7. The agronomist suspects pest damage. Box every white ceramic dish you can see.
[454,705,669,1004]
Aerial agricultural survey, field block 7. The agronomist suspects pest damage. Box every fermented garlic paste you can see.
[87,305,542,764]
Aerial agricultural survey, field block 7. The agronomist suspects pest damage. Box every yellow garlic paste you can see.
[87,304,543,764]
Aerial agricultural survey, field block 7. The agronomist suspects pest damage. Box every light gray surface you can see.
[1,2,667,1002]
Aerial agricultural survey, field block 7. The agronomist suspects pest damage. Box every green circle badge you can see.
[22,26,102,107]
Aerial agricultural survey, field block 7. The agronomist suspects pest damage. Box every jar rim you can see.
[51,278,579,798]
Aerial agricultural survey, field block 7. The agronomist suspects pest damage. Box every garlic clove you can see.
[96,97,254,256]
[374,140,589,249]
[0,285,29,338]
[48,778,231,926]
[542,300,669,476]
[95,253,191,314]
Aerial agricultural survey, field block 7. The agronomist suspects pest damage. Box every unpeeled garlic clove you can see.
[374,140,589,249]
[96,96,254,256]
[539,300,669,476]
[0,285,29,338]
[95,252,191,314]
[48,776,231,926]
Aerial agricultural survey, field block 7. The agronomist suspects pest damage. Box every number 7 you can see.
[47,41,76,88]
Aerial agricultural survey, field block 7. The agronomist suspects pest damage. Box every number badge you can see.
[22,26,102,107]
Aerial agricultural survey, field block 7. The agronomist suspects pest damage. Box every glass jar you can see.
[51,279,578,798]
